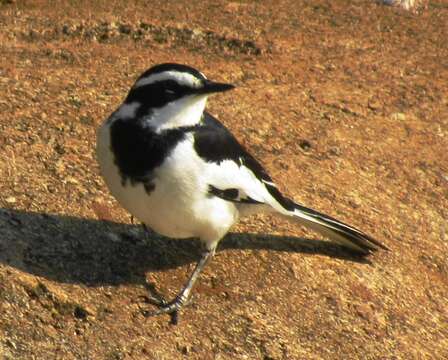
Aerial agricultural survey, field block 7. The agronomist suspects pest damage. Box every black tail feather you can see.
[290,202,388,254]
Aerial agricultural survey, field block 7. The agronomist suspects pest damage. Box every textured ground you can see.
[0,0,447,359]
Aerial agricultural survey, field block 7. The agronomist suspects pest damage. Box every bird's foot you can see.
[143,294,192,325]
[141,248,215,325]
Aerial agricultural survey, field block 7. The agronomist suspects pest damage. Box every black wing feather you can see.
[194,112,285,205]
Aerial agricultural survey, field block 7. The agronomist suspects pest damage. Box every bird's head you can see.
[124,63,234,130]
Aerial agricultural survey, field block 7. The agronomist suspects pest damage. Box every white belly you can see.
[96,124,239,246]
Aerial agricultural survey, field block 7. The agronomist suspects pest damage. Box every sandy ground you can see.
[0,0,447,359]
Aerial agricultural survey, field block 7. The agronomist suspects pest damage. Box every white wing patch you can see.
[205,160,266,204]
[204,158,287,215]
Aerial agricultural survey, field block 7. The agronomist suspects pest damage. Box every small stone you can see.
[299,139,312,151]
[180,345,190,355]
[5,196,16,203]
[73,305,93,319]
[192,28,204,38]
[391,113,406,121]
[65,176,79,185]
[328,146,341,156]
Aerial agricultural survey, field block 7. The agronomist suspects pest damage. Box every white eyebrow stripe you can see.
[133,71,204,89]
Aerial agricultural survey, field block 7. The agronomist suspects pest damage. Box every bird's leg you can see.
[146,246,216,323]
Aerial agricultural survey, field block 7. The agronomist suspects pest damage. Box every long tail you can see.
[281,199,388,254]
[240,171,388,254]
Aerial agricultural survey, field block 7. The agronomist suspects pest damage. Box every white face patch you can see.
[134,71,205,89]
[149,95,208,132]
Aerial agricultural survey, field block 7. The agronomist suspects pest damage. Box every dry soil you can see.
[0,0,447,359]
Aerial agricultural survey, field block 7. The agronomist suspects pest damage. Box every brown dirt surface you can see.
[1,0,447,359]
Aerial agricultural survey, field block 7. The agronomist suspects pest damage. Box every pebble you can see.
[391,113,406,121]
[65,176,79,185]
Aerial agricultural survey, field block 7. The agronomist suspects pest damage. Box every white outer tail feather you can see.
[283,206,387,254]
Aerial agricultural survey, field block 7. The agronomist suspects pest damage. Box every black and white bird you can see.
[96,63,387,320]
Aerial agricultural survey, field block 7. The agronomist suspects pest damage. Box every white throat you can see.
[149,95,207,132]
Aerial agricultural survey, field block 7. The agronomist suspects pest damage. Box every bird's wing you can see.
[193,112,292,211]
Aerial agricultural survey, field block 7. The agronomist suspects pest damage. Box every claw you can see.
[145,295,192,325]
[152,299,183,315]
[146,295,168,307]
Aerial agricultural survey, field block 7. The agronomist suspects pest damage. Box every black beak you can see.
[196,80,235,95]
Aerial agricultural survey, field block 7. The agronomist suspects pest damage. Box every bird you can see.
[96,63,388,321]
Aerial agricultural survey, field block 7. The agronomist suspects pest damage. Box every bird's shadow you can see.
[0,207,371,287]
